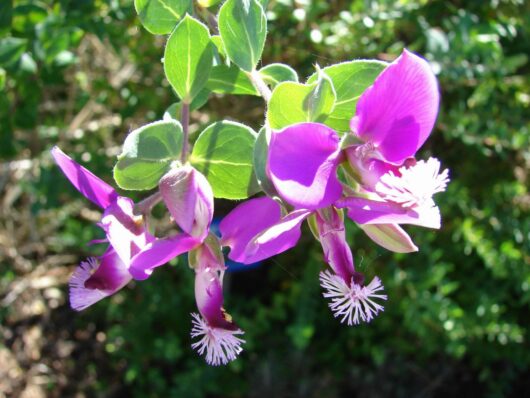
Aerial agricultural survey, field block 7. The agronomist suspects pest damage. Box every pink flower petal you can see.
[244,209,311,263]
[336,196,441,229]
[345,146,400,191]
[194,266,236,330]
[159,165,214,240]
[220,197,282,263]
[268,123,342,210]
[353,50,440,163]
[101,197,154,265]
[51,146,117,209]
[220,197,311,264]
[314,208,355,283]
[128,233,201,280]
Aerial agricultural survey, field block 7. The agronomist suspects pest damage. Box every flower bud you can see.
[359,223,418,253]
[159,164,214,240]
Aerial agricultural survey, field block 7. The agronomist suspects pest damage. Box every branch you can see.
[248,69,272,103]
[181,101,190,162]
[135,191,162,215]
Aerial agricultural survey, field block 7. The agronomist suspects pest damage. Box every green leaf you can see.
[0,37,27,68]
[197,0,222,7]
[259,63,298,88]
[0,68,5,91]
[19,53,37,74]
[114,120,183,190]
[253,127,277,196]
[218,0,267,72]
[306,69,336,121]
[162,90,210,121]
[190,121,259,199]
[0,1,12,36]
[307,61,387,131]
[134,0,192,35]
[164,15,214,102]
[267,69,336,130]
[12,4,47,34]
[211,35,228,62]
[34,17,83,65]
[206,65,258,95]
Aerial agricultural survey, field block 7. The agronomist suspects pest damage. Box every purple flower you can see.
[267,122,343,210]
[220,50,448,325]
[51,147,201,310]
[190,237,244,365]
[339,50,449,238]
[159,164,214,241]
[220,123,387,325]
[349,49,440,165]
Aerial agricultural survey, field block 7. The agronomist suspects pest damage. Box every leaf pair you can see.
[162,0,267,101]
[114,120,259,200]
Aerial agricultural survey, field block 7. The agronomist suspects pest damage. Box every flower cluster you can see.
[52,49,448,366]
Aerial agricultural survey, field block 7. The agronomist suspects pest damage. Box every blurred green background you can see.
[1,0,529,397]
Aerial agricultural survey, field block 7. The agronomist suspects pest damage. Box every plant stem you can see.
[135,191,162,215]
[181,101,190,162]
[248,69,272,103]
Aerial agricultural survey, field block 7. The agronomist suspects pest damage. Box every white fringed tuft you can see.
[190,313,245,366]
[320,270,387,325]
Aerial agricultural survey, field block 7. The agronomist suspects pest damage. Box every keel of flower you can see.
[70,249,132,311]
[319,270,387,326]
[190,313,245,366]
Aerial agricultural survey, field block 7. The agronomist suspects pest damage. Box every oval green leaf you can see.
[0,68,5,91]
[267,69,336,130]
[211,35,228,62]
[164,15,214,102]
[197,0,222,7]
[0,37,27,68]
[134,0,192,35]
[207,64,259,95]
[307,60,387,132]
[253,127,277,196]
[190,121,259,199]
[259,63,298,88]
[114,120,183,190]
[218,0,267,72]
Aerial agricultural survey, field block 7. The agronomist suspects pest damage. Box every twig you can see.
[248,69,272,103]
[181,101,190,162]
[135,191,162,215]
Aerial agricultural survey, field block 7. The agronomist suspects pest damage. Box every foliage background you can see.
[0,0,529,397]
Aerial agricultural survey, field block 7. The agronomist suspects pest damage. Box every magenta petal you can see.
[315,208,355,283]
[69,248,132,311]
[353,50,440,163]
[159,165,214,240]
[101,197,154,265]
[336,196,441,229]
[345,146,400,191]
[51,146,117,209]
[128,233,200,280]
[220,197,282,263]
[268,123,342,210]
[194,267,235,330]
[244,209,311,263]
